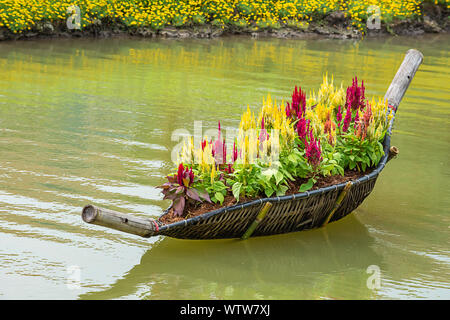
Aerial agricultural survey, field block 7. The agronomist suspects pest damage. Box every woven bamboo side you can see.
[328,178,378,224]
[158,176,378,239]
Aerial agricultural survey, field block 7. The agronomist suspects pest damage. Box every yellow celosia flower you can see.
[239,105,256,131]
[210,163,216,184]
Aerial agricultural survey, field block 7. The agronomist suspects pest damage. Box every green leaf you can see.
[378,142,384,150]
[264,187,274,197]
[258,173,269,183]
[232,182,242,202]
[299,162,309,170]
[262,168,277,179]
[213,181,227,191]
[282,169,295,181]
[368,152,376,164]
[299,178,314,193]
[226,178,235,186]
[275,171,284,185]
[288,154,297,163]
[245,185,255,194]
[215,192,224,205]
[349,162,356,170]
[276,185,288,196]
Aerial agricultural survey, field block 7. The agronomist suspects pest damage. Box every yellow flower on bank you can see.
[0,0,425,34]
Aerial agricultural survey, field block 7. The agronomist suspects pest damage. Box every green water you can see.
[0,35,449,300]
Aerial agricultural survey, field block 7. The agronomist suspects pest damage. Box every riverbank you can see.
[0,1,447,41]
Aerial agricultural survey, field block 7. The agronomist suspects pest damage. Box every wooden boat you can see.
[81,49,423,240]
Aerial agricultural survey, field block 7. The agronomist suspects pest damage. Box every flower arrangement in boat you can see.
[158,75,394,217]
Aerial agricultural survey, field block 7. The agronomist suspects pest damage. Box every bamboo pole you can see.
[387,146,399,162]
[384,49,423,111]
[81,205,159,238]
[241,202,272,240]
[322,182,352,227]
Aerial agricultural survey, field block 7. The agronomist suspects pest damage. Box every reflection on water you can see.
[80,215,381,300]
[0,35,449,299]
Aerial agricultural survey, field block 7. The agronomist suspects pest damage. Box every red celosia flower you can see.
[346,77,366,111]
[354,110,360,125]
[212,121,227,164]
[189,168,194,184]
[213,140,224,164]
[342,105,352,132]
[336,105,343,128]
[363,102,372,127]
[176,163,184,186]
[305,132,322,169]
[259,117,269,148]
[232,141,238,163]
[286,86,306,120]
[201,139,207,151]
[296,117,309,142]
[175,163,194,188]
[223,138,227,163]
